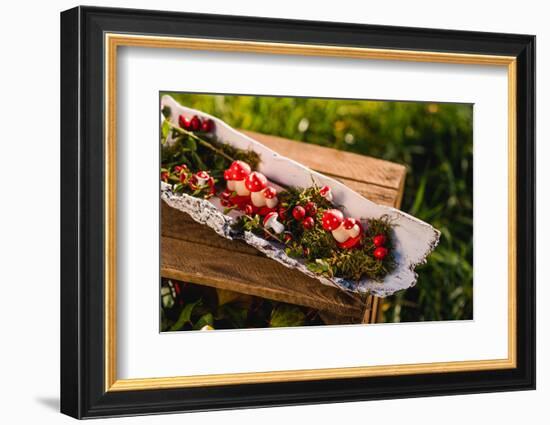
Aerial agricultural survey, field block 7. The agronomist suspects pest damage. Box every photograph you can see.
[56,4,535,419]
[159,92,473,331]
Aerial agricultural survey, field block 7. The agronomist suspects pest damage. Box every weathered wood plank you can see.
[333,176,398,207]
[161,202,365,318]
[162,236,364,318]
[241,130,407,191]
[161,202,259,256]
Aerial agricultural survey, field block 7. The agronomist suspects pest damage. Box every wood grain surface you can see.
[161,131,406,322]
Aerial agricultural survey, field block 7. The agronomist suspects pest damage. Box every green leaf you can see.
[191,151,207,170]
[161,119,171,145]
[270,304,305,328]
[193,313,214,330]
[169,299,201,331]
[219,304,248,328]
[216,288,253,307]
[161,105,171,118]
[306,259,332,276]
[223,205,238,215]
[410,173,427,216]
[216,288,241,306]
[186,137,197,152]
[172,183,184,193]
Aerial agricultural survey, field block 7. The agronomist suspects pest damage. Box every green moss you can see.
[233,187,396,283]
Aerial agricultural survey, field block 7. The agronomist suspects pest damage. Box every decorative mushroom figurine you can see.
[263,186,278,208]
[191,171,216,195]
[263,211,285,234]
[322,209,362,249]
[319,185,333,202]
[245,172,268,207]
[194,170,210,186]
[339,217,362,249]
[224,161,251,196]
[322,209,345,241]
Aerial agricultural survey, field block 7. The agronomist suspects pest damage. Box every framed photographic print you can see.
[60,6,535,419]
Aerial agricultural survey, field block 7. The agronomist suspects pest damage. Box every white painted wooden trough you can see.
[160,95,440,297]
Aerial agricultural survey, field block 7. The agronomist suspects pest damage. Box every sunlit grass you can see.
[164,92,473,322]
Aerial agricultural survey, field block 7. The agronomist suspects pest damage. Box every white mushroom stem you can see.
[196,175,209,186]
[347,223,361,238]
[234,179,250,196]
[332,222,360,242]
[265,195,278,208]
[226,180,236,191]
[332,223,350,243]
[320,187,333,202]
[251,190,267,207]
[264,215,285,234]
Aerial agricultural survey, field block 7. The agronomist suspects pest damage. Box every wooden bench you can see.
[161,130,406,324]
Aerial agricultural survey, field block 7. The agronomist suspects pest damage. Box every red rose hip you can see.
[201,118,215,132]
[373,247,388,260]
[178,115,191,130]
[189,115,201,131]
[292,205,306,221]
[305,201,317,216]
[373,234,387,247]
[303,216,315,230]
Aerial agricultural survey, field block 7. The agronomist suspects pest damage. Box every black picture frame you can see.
[60,5,535,419]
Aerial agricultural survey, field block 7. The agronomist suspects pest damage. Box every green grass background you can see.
[164,92,473,323]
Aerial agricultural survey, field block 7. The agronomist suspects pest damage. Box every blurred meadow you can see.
[163,92,473,323]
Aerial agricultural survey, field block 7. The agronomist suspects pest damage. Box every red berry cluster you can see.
[178,114,215,133]
[372,234,388,260]
[291,201,317,230]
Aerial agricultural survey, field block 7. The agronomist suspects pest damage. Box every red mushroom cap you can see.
[319,185,331,196]
[322,209,344,231]
[245,172,268,192]
[338,234,362,249]
[195,170,210,180]
[264,186,277,199]
[227,161,251,181]
[263,211,278,226]
[244,204,254,215]
[344,217,361,230]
